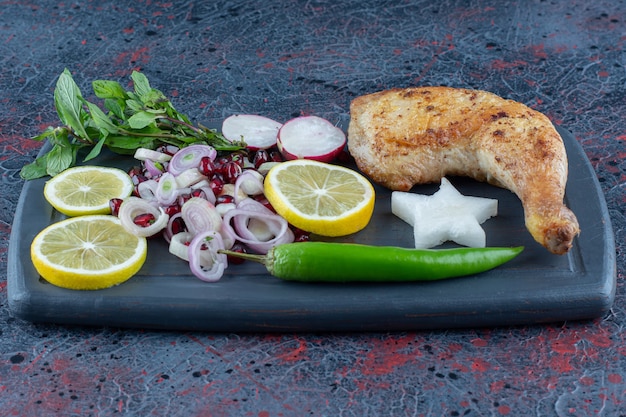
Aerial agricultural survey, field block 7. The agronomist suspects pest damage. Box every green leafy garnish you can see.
[21,69,245,180]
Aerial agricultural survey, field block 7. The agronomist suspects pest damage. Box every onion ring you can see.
[168,144,217,176]
[118,196,170,237]
[181,197,222,236]
[188,231,227,282]
[222,198,294,253]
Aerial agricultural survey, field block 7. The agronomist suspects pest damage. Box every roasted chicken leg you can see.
[347,86,580,254]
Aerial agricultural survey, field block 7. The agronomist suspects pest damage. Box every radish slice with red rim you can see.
[277,115,346,162]
[221,114,282,150]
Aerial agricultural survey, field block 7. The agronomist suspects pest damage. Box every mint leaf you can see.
[54,69,89,139]
[128,111,157,129]
[131,71,152,98]
[20,155,50,180]
[104,98,126,121]
[45,143,75,176]
[125,97,144,113]
[86,101,119,134]
[83,137,107,161]
[106,135,158,152]
[92,79,127,100]
[31,126,59,142]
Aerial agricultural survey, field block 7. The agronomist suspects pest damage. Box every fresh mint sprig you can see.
[20,69,245,180]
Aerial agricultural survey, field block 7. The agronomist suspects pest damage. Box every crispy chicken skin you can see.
[347,86,580,254]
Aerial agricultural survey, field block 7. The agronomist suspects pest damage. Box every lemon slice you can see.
[264,159,375,236]
[31,215,148,290]
[43,166,134,216]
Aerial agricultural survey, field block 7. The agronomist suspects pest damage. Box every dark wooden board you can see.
[7,127,616,332]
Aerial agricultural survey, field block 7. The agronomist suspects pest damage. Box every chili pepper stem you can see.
[219,249,268,266]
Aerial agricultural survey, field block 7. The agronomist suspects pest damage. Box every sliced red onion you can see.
[119,196,170,237]
[222,198,294,253]
[188,231,227,282]
[137,179,159,203]
[163,211,185,243]
[143,159,166,177]
[215,202,236,217]
[234,170,265,202]
[219,222,236,250]
[168,144,217,176]
[190,180,217,204]
[156,172,179,206]
[169,231,192,261]
[237,197,274,214]
[181,197,222,236]
[246,218,275,241]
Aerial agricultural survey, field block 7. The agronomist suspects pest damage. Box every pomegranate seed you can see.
[163,204,181,216]
[222,161,242,183]
[253,150,270,169]
[128,165,143,177]
[130,171,148,197]
[269,151,283,163]
[109,198,124,217]
[230,151,246,167]
[216,194,235,205]
[178,193,192,205]
[191,189,206,199]
[253,195,275,212]
[215,155,230,168]
[199,156,217,176]
[292,227,311,242]
[209,176,224,195]
[134,213,156,227]
[226,242,248,265]
[170,217,186,235]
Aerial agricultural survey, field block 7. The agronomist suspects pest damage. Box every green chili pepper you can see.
[222,242,523,282]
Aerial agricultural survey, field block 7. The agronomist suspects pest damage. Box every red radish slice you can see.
[277,116,346,162]
[221,114,282,150]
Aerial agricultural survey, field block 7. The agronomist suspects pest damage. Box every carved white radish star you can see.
[391,178,498,248]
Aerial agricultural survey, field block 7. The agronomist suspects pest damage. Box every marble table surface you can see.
[1,1,624,415]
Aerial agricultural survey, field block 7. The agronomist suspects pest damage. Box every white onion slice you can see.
[169,231,193,261]
[134,148,172,162]
[175,168,207,188]
[137,179,158,203]
[156,172,179,206]
[118,196,170,237]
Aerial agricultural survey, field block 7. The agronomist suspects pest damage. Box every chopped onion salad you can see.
[111,114,338,282]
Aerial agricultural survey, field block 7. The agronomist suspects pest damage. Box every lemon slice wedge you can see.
[264,159,375,236]
[43,166,134,216]
[31,215,148,290]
